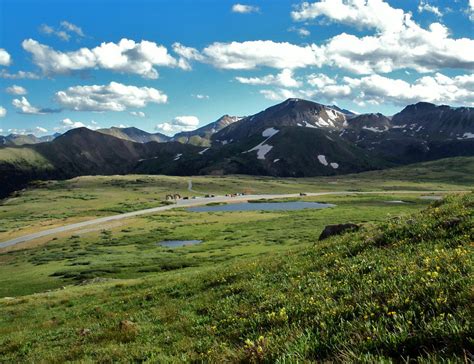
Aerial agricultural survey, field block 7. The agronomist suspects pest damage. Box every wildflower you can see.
[279,307,287,320]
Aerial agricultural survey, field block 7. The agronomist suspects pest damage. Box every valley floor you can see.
[0,157,472,362]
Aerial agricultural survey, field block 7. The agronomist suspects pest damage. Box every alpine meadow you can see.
[0,0,473,363]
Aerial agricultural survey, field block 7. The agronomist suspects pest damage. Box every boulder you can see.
[319,223,360,241]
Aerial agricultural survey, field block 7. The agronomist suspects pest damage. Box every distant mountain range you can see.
[0,98,473,197]
[173,115,243,146]
[97,126,170,143]
[0,133,61,146]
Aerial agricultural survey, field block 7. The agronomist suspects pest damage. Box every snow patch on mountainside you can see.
[174,153,182,161]
[317,155,328,166]
[262,127,279,138]
[250,144,273,159]
[245,128,280,160]
[327,108,342,122]
[198,147,210,155]
[316,117,333,127]
[298,120,317,128]
[318,154,339,169]
[458,132,474,139]
[363,126,386,133]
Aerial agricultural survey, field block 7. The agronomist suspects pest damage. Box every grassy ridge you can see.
[0,147,54,169]
[0,193,471,362]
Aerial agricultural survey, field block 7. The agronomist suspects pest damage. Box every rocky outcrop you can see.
[319,223,360,241]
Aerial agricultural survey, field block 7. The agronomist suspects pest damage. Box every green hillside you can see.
[0,147,54,170]
[0,193,471,362]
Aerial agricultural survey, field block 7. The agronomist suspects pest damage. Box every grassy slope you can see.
[0,193,472,362]
[1,157,472,242]
[0,147,54,170]
[344,156,474,186]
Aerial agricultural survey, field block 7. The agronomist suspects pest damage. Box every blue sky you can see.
[0,0,473,136]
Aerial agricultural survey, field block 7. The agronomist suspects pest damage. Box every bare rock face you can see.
[319,223,360,241]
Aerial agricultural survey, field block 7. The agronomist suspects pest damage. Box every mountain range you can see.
[173,115,243,146]
[0,98,473,197]
[0,133,60,146]
[97,126,170,143]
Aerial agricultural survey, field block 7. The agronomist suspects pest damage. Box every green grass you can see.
[0,193,432,297]
[0,157,472,362]
[0,193,471,362]
[0,147,54,169]
[1,157,472,241]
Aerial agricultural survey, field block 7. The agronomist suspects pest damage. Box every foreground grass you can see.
[0,193,471,362]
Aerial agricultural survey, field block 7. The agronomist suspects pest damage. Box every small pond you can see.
[158,240,203,248]
[187,201,335,213]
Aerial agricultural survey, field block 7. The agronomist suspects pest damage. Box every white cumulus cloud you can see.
[261,72,474,107]
[12,97,44,114]
[307,73,336,88]
[418,1,443,17]
[23,38,184,79]
[192,94,210,100]
[0,48,11,66]
[202,40,324,70]
[259,88,315,101]
[236,69,302,88]
[61,118,85,128]
[290,0,474,74]
[172,43,204,70]
[130,111,146,117]
[232,4,260,13]
[55,82,168,112]
[0,70,40,79]
[342,73,474,106]
[6,85,27,95]
[291,0,406,31]
[155,115,200,134]
[55,118,99,132]
[289,26,311,37]
[60,21,84,37]
[0,106,6,117]
[39,21,85,41]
